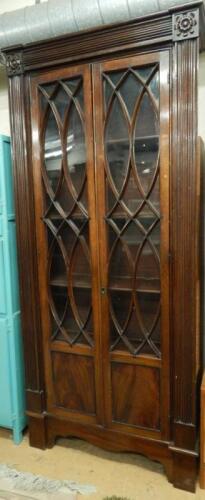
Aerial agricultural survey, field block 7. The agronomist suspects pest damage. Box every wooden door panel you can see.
[111,363,160,430]
[51,352,96,415]
[93,51,170,438]
[30,64,102,424]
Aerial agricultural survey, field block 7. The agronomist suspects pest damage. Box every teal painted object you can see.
[0,134,27,444]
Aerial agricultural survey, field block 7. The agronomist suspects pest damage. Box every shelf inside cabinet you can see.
[45,205,160,226]
[106,135,158,145]
[50,275,91,289]
[45,214,88,221]
[106,212,160,220]
[50,275,160,294]
[109,285,160,294]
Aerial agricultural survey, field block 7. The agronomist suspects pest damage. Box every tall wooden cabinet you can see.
[3,1,205,492]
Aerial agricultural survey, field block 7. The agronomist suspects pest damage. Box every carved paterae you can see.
[6,53,24,77]
[173,10,199,42]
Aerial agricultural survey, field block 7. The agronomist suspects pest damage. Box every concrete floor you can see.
[0,428,205,500]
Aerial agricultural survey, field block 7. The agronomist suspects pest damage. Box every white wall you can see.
[0,1,46,135]
[0,66,9,135]
[0,0,205,142]
[0,0,46,11]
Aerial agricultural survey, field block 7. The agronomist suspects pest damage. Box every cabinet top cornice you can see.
[2,1,205,76]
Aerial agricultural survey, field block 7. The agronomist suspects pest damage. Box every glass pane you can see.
[56,178,75,214]
[54,86,70,122]
[71,232,92,287]
[135,67,154,82]
[50,241,67,285]
[105,98,129,193]
[149,176,160,214]
[45,203,62,222]
[122,170,142,214]
[104,80,113,109]
[134,136,159,194]
[73,288,92,326]
[135,92,159,137]
[63,79,84,112]
[103,64,161,357]
[50,285,93,346]
[110,290,132,330]
[120,73,143,117]
[106,96,129,142]
[51,287,67,328]
[104,70,125,109]
[150,223,160,256]
[136,290,160,332]
[64,78,81,96]
[39,73,92,348]
[121,221,143,260]
[109,244,133,291]
[106,180,116,213]
[109,290,160,355]
[44,109,62,192]
[40,84,57,113]
[150,71,159,102]
[109,71,125,86]
[138,213,158,232]
[136,240,160,291]
[67,104,86,198]
[75,85,84,112]
[134,92,159,201]
[42,82,57,98]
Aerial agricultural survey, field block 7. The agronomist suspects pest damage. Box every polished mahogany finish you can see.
[3,1,205,492]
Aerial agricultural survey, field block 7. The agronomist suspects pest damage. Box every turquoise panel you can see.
[0,142,2,206]
[0,134,26,443]
[8,222,20,312]
[12,313,26,422]
[0,239,7,315]
[0,318,12,427]
[3,139,15,220]
[0,138,5,206]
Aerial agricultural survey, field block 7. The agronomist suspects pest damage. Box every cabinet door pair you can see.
[30,50,170,440]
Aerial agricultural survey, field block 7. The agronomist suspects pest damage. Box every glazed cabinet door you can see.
[31,65,103,424]
[93,52,170,439]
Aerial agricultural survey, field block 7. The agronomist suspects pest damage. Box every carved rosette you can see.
[6,53,24,77]
[173,10,199,42]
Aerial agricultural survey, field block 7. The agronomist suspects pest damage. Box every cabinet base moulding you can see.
[200,372,205,489]
[28,413,198,492]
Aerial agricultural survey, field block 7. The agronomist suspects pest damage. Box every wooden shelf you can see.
[110,286,160,294]
[109,276,160,292]
[50,275,160,294]
[45,214,88,221]
[47,212,160,222]
[106,212,160,220]
[50,275,91,288]
[106,135,158,145]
